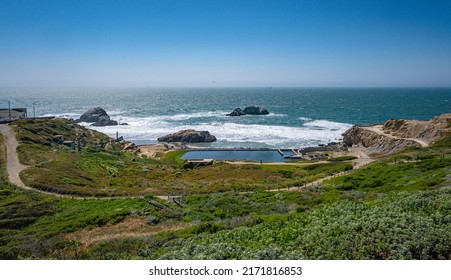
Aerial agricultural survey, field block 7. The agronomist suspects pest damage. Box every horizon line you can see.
[2,85,451,89]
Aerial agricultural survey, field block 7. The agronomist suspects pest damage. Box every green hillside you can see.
[0,119,449,259]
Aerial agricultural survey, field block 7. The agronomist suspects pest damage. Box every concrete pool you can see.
[181,149,296,163]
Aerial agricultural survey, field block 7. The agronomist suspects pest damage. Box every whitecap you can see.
[106,110,127,116]
[164,111,230,121]
[267,113,288,117]
[303,120,353,131]
[87,117,352,148]
[43,112,80,118]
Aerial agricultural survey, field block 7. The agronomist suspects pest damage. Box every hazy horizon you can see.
[1,0,451,88]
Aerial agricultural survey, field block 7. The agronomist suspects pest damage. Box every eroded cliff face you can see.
[342,126,421,155]
[342,114,450,155]
[382,113,450,143]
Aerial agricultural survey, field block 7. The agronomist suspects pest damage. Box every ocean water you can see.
[1,88,450,148]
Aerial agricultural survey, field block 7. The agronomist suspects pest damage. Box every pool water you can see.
[181,150,295,163]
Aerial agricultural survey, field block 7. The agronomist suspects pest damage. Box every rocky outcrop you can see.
[342,126,421,155]
[227,105,269,116]
[243,105,269,115]
[227,108,246,116]
[91,116,118,126]
[382,113,450,143]
[78,107,108,122]
[158,129,217,143]
[77,107,118,126]
[342,114,450,155]
[123,142,140,154]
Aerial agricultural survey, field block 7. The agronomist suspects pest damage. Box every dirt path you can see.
[0,124,31,189]
[264,157,374,193]
[362,125,429,147]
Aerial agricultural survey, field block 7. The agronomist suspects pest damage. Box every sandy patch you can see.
[138,144,170,158]
[65,216,187,249]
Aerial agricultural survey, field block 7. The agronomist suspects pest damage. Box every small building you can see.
[62,140,75,150]
[0,108,28,122]
[53,135,65,143]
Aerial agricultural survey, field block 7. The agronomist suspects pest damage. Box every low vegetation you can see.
[0,118,449,259]
[158,188,451,260]
[327,155,357,162]
[77,145,450,260]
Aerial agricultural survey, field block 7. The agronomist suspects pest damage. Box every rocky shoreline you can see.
[77,107,449,159]
[148,113,450,162]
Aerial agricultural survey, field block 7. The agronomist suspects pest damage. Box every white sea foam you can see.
[303,120,353,131]
[298,116,313,121]
[106,110,128,116]
[86,112,353,148]
[43,112,80,118]
[267,113,288,117]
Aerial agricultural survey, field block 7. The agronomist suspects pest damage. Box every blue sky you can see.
[1,0,451,87]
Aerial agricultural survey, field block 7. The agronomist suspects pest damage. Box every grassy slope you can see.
[0,131,152,259]
[158,189,451,260]
[1,119,449,259]
[0,134,57,259]
[152,143,450,260]
[81,139,451,260]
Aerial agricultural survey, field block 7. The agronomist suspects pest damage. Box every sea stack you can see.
[243,105,270,115]
[226,108,246,116]
[158,129,217,143]
[76,107,118,126]
[227,105,269,116]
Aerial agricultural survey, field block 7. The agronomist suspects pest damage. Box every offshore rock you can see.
[78,107,109,123]
[77,107,118,126]
[243,105,269,115]
[91,116,118,126]
[227,108,246,116]
[158,129,217,143]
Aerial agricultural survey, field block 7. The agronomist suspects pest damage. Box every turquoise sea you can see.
[1,88,450,148]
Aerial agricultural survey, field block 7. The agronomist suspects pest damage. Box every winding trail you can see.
[263,157,374,193]
[361,125,429,147]
[0,124,30,189]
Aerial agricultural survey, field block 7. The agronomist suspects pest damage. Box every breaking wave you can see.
[79,111,353,148]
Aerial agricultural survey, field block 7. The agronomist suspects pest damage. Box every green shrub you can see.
[146,215,160,225]
[157,189,451,260]
[327,156,358,162]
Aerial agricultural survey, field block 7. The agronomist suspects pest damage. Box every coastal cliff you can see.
[342,126,422,155]
[342,113,450,155]
[382,113,450,143]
